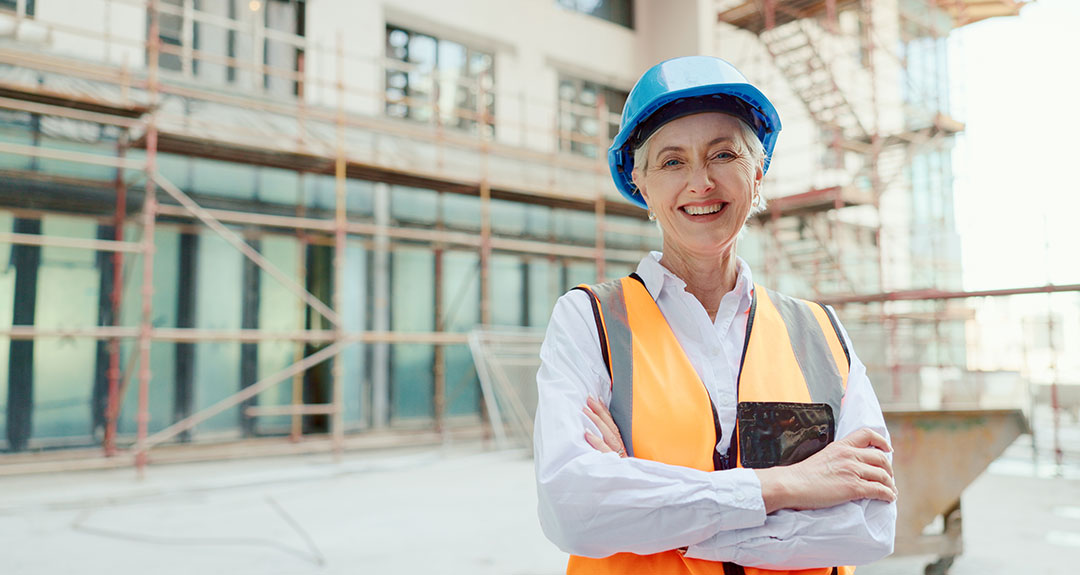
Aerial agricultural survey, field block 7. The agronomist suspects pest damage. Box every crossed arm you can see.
[534,292,897,568]
[583,397,897,567]
[584,396,896,514]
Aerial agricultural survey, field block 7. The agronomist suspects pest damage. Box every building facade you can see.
[0,0,1011,458]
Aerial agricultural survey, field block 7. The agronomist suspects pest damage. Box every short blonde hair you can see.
[632,116,768,219]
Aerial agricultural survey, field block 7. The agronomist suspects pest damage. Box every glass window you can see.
[564,261,596,291]
[527,259,559,327]
[340,240,367,426]
[193,230,243,434]
[525,205,552,239]
[441,250,480,416]
[390,185,438,226]
[0,0,35,16]
[390,247,435,420]
[385,25,496,138]
[191,157,257,199]
[253,233,303,432]
[0,111,35,172]
[441,193,481,231]
[490,199,527,236]
[604,214,653,250]
[490,254,525,327]
[156,0,185,73]
[553,208,596,246]
[258,166,301,205]
[150,0,305,96]
[558,75,627,158]
[556,0,634,29]
[604,262,634,282]
[302,174,375,217]
[0,212,12,446]
[30,216,99,443]
[264,0,304,97]
[35,134,117,181]
[116,226,181,437]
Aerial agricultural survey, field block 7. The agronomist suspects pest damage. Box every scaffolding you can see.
[714,0,1039,405]
[0,0,1070,475]
[0,0,654,474]
[714,0,1079,468]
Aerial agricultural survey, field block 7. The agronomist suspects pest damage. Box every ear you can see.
[754,158,765,197]
[631,168,650,206]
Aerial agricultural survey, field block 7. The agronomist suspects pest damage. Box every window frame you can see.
[384,24,496,138]
[555,0,634,30]
[0,0,36,18]
[147,0,305,97]
[556,74,627,159]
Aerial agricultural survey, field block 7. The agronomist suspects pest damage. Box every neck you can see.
[659,241,740,321]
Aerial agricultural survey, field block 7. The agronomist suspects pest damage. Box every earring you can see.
[647,209,657,222]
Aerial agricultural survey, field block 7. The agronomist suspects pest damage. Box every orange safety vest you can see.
[567,274,854,575]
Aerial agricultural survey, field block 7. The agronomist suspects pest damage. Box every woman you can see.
[534,56,897,575]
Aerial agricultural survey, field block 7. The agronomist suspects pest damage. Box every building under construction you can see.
[0,0,1052,475]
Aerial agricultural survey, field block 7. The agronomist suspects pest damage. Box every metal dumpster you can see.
[883,408,1028,574]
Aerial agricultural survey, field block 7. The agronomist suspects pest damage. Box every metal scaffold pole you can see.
[291,173,308,442]
[480,179,492,326]
[332,32,347,461]
[136,0,161,477]
[860,0,898,402]
[104,133,128,457]
[0,0,1048,478]
[594,92,607,282]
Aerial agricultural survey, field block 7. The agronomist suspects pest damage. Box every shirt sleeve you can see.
[534,290,768,558]
[683,314,897,568]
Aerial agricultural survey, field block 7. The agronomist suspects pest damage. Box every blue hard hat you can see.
[608,56,782,209]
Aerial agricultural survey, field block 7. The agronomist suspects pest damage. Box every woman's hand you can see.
[581,398,895,512]
[583,396,628,457]
[755,427,897,513]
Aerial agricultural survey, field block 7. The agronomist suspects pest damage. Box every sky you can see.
[952,0,1080,291]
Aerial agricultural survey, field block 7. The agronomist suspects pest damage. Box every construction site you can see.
[0,0,1077,574]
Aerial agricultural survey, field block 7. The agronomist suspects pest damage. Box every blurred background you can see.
[0,0,1076,573]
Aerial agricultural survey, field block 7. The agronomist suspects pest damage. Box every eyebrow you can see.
[653,137,736,159]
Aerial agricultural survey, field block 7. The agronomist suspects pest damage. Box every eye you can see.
[661,158,682,167]
[712,151,735,161]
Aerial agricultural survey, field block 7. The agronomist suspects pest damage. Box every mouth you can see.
[679,202,729,218]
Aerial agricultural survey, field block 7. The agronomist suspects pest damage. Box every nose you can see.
[687,162,715,194]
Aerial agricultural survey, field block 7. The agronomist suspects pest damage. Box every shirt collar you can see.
[635,251,755,306]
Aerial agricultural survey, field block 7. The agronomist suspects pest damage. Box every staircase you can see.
[718,3,880,298]
[759,19,868,143]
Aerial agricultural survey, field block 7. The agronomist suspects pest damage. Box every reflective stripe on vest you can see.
[567,277,852,575]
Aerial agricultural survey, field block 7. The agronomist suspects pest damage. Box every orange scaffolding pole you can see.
[104,133,128,457]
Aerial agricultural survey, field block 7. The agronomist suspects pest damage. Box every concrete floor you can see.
[0,439,1076,575]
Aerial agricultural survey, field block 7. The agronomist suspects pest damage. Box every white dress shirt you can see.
[534,252,896,567]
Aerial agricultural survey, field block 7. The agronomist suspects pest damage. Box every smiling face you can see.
[631,112,764,261]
